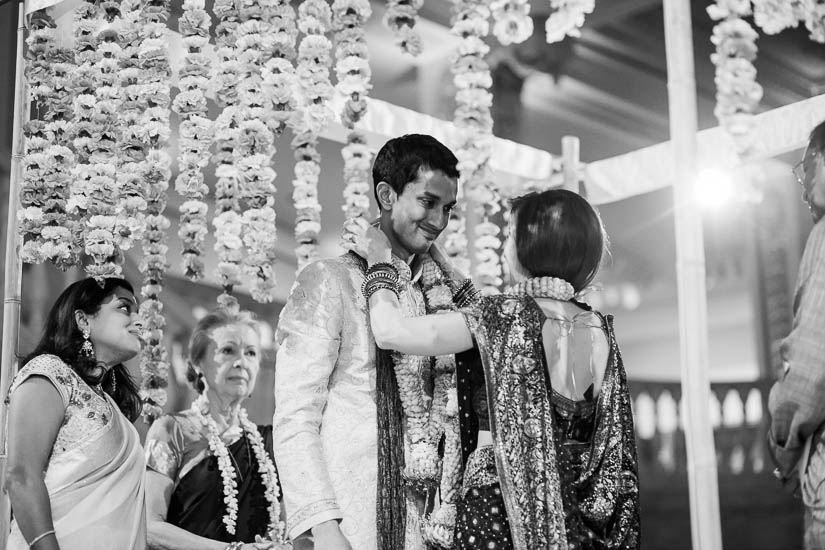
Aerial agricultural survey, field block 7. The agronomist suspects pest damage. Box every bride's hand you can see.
[429,242,468,284]
[341,217,392,265]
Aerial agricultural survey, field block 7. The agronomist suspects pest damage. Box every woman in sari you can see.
[345,189,641,550]
[145,307,286,550]
[5,277,146,550]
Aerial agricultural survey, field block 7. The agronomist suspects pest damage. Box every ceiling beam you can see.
[584,0,662,27]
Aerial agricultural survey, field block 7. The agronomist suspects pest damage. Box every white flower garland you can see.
[384,0,424,55]
[333,0,374,223]
[450,0,500,294]
[545,0,594,44]
[262,1,298,137]
[750,0,806,35]
[137,1,173,420]
[190,395,285,541]
[708,1,763,156]
[490,0,533,45]
[173,0,213,281]
[290,0,334,270]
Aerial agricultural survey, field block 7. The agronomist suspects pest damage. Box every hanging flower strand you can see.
[290,0,334,270]
[384,0,424,55]
[333,0,374,223]
[545,0,595,44]
[707,0,763,156]
[490,0,533,46]
[261,0,298,137]
[137,0,173,420]
[173,0,213,281]
[212,0,243,310]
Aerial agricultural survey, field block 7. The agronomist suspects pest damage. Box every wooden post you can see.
[0,5,28,546]
[561,135,580,192]
[662,1,723,549]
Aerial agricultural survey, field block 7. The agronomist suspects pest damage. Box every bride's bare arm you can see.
[368,289,473,356]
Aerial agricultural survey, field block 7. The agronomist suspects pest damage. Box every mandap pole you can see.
[662,1,723,549]
[0,3,28,546]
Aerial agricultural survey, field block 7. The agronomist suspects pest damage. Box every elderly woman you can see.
[144,307,286,550]
[5,277,146,550]
[345,189,641,550]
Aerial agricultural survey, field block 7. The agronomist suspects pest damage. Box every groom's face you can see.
[388,168,458,256]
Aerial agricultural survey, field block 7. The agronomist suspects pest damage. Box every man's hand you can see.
[311,520,353,550]
[342,217,392,265]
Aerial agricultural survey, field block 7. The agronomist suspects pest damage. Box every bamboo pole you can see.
[662,1,723,549]
[0,4,28,546]
[561,135,580,192]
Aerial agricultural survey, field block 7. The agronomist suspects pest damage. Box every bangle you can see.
[364,279,399,300]
[453,279,481,307]
[225,542,243,550]
[27,529,55,547]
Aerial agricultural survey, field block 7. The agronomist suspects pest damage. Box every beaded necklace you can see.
[190,395,285,542]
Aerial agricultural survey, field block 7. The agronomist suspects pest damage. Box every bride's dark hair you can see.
[510,189,608,293]
[22,277,142,421]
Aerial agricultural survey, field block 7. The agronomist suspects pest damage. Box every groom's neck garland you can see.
[190,395,285,542]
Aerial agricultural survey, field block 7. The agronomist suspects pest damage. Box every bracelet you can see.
[366,261,398,279]
[225,542,244,550]
[363,279,399,300]
[27,529,55,547]
[453,279,481,307]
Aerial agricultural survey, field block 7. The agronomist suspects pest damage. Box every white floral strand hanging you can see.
[708,0,763,156]
[333,0,373,222]
[137,0,173,421]
[290,0,334,270]
[750,0,806,35]
[173,0,213,281]
[545,0,594,44]
[235,0,280,303]
[261,0,298,137]
[384,0,424,55]
[490,0,533,45]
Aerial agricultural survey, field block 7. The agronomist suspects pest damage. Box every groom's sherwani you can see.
[272,253,428,550]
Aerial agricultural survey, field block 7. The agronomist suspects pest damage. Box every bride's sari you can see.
[6,355,146,550]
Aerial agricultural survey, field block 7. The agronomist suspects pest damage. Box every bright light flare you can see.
[694,168,735,209]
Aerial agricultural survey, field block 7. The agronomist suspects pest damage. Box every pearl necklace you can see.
[507,276,575,301]
[190,395,285,542]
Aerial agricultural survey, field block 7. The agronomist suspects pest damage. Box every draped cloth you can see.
[7,355,146,550]
[460,295,640,550]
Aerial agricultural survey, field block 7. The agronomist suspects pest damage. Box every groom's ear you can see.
[376,182,396,211]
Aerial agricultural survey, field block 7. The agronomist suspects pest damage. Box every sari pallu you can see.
[459,295,641,550]
[7,359,146,550]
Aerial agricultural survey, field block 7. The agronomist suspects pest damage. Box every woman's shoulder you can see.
[10,354,78,402]
[20,353,74,376]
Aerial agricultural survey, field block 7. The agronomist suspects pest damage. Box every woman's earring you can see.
[110,368,117,394]
[81,327,95,357]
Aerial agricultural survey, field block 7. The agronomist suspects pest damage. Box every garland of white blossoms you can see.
[212,0,243,310]
[419,257,462,549]
[290,0,334,270]
[236,1,279,302]
[750,0,806,34]
[490,0,533,45]
[19,11,79,269]
[333,0,374,223]
[384,0,424,55]
[173,0,213,281]
[545,0,594,44]
[450,0,502,293]
[137,0,173,420]
[262,0,298,137]
[190,395,285,541]
[707,0,763,156]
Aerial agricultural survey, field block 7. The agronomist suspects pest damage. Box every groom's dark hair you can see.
[371,134,459,208]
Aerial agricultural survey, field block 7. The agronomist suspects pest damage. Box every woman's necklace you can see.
[190,394,285,542]
[507,276,575,300]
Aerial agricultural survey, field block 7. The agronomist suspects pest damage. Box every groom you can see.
[272,134,465,550]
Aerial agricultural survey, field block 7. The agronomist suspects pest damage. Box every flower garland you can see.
[707,1,763,157]
[450,0,501,294]
[137,0,173,420]
[333,0,374,223]
[212,0,243,310]
[544,0,595,44]
[234,1,280,303]
[262,1,298,137]
[419,257,463,549]
[190,395,285,541]
[173,0,213,281]
[19,12,78,269]
[384,0,424,56]
[490,0,533,46]
[507,276,575,300]
[803,2,825,43]
[290,0,334,270]
[750,0,806,35]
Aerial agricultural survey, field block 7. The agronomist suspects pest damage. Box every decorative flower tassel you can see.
[137,0,173,420]
[173,0,213,281]
[384,0,424,55]
[333,0,374,223]
[707,1,763,156]
[545,0,594,44]
[490,0,533,45]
